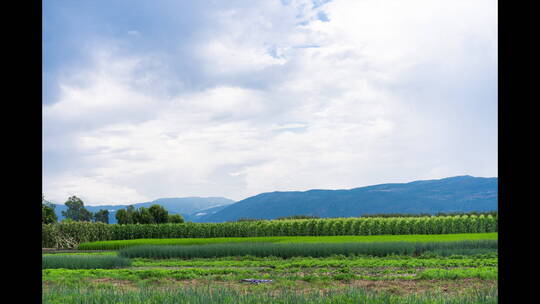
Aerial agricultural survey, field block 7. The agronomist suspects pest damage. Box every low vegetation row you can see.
[117,240,497,259]
[78,233,497,250]
[128,254,498,268]
[43,285,498,304]
[42,215,498,248]
[43,255,498,283]
[42,255,132,269]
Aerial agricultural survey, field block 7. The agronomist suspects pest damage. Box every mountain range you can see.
[51,176,497,223]
[195,176,497,222]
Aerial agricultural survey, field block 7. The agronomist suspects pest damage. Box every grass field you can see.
[43,285,498,304]
[42,233,498,304]
[78,233,497,250]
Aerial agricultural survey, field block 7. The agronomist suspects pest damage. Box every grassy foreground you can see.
[43,286,498,304]
[45,233,498,303]
[78,233,497,250]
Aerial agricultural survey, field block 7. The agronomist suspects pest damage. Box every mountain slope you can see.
[198,176,497,222]
[184,204,232,222]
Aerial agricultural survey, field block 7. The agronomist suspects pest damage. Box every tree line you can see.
[41,195,183,224]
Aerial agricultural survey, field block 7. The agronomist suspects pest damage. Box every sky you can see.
[43,0,498,205]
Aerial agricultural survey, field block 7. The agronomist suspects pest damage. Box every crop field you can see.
[43,230,498,303]
[42,215,497,249]
[117,240,497,259]
[78,233,497,250]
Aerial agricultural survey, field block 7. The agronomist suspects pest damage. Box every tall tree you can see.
[148,204,169,224]
[116,204,182,224]
[115,209,129,224]
[61,196,93,222]
[168,213,184,223]
[135,207,154,224]
[125,205,136,224]
[116,205,138,224]
[42,194,57,224]
[93,209,109,224]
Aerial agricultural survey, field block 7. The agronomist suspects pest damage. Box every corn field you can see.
[42,215,497,249]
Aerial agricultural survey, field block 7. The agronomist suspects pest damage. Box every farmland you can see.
[42,216,498,303]
[78,233,497,250]
[42,214,497,249]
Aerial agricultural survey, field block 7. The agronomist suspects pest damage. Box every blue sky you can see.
[43,0,497,205]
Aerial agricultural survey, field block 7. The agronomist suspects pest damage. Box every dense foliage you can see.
[167,214,184,223]
[115,204,184,224]
[43,214,497,249]
[42,201,58,224]
[62,196,93,222]
[43,222,113,249]
[93,209,109,224]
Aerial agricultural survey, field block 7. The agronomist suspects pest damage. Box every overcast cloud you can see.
[43,0,497,205]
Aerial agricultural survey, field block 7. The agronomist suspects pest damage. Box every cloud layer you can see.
[43,0,497,205]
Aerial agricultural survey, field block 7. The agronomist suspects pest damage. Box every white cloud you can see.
[43,0,497,204]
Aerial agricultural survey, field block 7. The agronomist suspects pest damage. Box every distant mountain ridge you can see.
[52,197,234,223]
[49,176,497,224]
[184,204,232,222]
[197,176,497,222]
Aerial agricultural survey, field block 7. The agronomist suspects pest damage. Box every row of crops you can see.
[117,240,498,259]
[43,285,498,304]
[42,255,131,269]
[42,215,497,248]
[78,233,497,250]
[42,239,497,268]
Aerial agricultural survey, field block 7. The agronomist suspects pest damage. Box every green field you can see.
[43,285,498,304]
[117,240,497,259]
[78,233,497,250]
[43,253,498,288]
[43,231,497,303]
[43,215,498,249]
